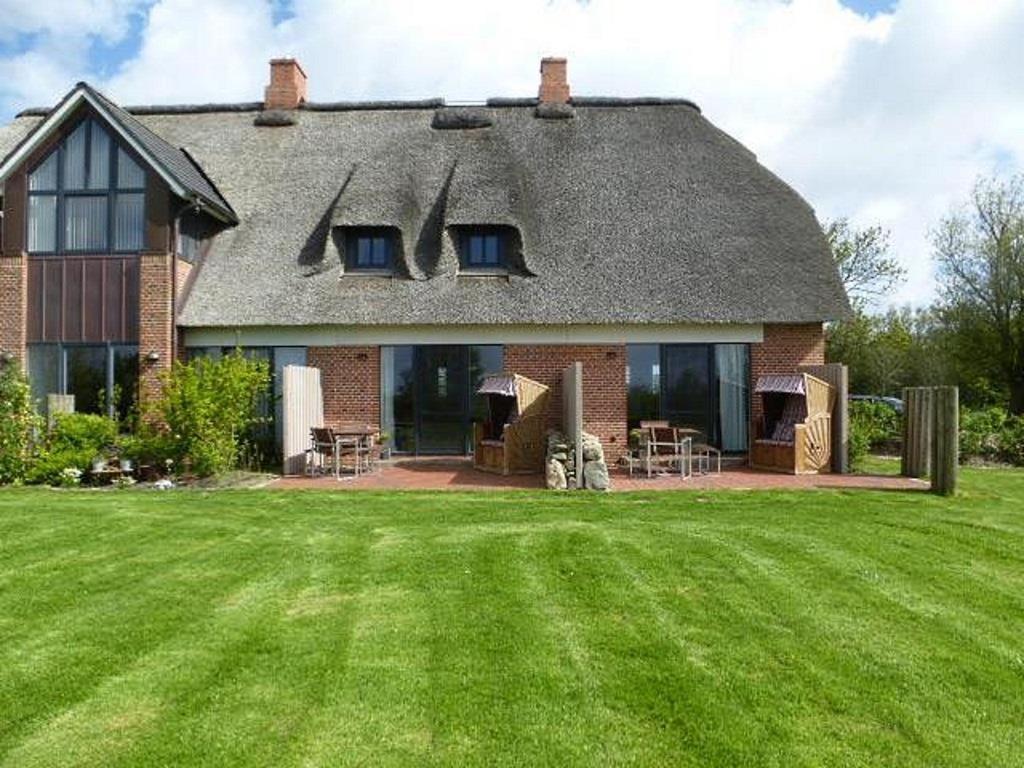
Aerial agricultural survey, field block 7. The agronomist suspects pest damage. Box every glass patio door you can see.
[661,344,713,440]
[415,346,470,454]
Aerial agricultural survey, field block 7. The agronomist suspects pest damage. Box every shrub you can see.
[117,432,177,472]
[26,412,119,486]
[959,407,1024,466]
[848,400,902,469]
[958,407,1006,461]
[146,351,271,477]
[0,364,40,484]
[847,421,871,470]
[999,417,1024,465]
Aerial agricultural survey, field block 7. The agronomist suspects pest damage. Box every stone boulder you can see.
[546,458,568,490]
[583,460,610,491]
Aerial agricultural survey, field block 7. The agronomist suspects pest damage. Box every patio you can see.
[270,456,927,492]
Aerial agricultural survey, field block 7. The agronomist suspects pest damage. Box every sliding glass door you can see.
[626,343,750,452]
[662,345,713,437]
[415,345,470,454]
[381,345,503,455]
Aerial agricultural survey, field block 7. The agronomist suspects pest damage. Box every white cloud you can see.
[0,0,143,41]
[2,0,1023,309]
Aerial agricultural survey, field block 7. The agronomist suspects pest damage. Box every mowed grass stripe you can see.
[0,473,1022,766]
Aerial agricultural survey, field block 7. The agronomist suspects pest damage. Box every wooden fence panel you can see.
[282,365,324,476]
[901,387,934,478]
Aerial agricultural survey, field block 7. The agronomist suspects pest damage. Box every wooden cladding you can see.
[26,256,139,343]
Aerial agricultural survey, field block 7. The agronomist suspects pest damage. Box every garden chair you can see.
[645,425,692,479]
[309,427,338,476]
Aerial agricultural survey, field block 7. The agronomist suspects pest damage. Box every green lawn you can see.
[1,470,1023,767]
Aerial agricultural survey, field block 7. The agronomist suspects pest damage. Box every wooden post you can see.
[901,387,933,478]
[562,362,584,489]
[930,386,958,495]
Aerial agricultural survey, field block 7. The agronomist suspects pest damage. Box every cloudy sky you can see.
[1,0,1021,308]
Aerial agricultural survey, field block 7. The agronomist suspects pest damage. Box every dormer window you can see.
[458,227,508,272]
[344,227,396,273]
[27,118,146,254]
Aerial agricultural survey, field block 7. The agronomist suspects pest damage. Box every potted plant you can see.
[377,431,392,460]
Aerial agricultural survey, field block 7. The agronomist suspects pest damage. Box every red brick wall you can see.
[308,346,380,428]
[504,344,627,462]
[750,323,826,421]
[138,252,174,406]
[0,255,27,366]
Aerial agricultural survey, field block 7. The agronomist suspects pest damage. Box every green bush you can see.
[147,351,271,477]
[848,421,871,470]
[958,407,1005,461]
[27,412,119,486]
[117,432,176,471]
[0,364,41,484]
[848,400,902,469]
[959,407,1024,465]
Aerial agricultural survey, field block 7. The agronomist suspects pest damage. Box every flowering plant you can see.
[58,467,82,488]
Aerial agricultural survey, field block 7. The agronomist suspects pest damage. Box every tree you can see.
[824,218,909,393]
[933,176,1024,414]
[825,218,906,310]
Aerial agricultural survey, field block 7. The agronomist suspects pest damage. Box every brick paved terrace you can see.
[270,457,927,492]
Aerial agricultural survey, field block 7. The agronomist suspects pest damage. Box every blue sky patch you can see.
[87,12,147,80]
[840,0,898,16]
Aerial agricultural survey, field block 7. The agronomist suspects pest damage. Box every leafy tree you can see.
[933,176,1024,414]
[144,351,272,476]
[825,218,906,310]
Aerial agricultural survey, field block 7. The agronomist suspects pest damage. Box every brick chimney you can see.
[538,57,570,104]
[264,58,307,110]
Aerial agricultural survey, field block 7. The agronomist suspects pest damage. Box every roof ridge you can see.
[16,95,701,118]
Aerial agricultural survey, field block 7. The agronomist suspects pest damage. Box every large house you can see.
[0,57,849,462]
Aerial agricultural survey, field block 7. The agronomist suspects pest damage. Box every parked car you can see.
[849,395,904,414]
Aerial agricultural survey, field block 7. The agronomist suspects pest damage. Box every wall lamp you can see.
[146,351,161,363]
[0,350,14,364]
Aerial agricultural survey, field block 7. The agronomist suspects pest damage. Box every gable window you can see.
[27,118,146,255]
[345,228,395,273]
[458,228,507,271]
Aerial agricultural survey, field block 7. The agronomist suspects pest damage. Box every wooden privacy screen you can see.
[282,365,324,476]
[562,362,583,489]
[901,387,934,478]
[901,385,958,496]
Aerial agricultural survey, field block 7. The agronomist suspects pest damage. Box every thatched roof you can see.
[0,93,851,327]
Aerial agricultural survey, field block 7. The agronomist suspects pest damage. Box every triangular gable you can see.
[0,83,236,224]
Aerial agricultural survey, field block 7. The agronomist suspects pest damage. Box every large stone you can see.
[583,460,611,491]
[546,459,568,490]
[582,440,604,462]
